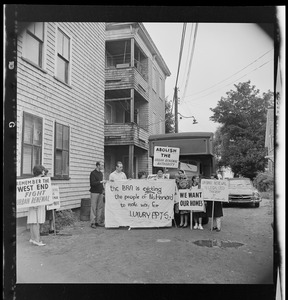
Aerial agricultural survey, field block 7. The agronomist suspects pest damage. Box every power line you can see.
[174,23,187,89]
[181,23,198,101]
[172,23,187,115]
[182,59,273,104]
[182,48,273,102]
[179,23,194,92]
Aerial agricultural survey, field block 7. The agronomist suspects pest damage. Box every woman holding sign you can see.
[206,174,223,232]
[27,165,48,246]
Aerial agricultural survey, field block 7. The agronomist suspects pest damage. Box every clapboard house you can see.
[104,23,171,178]
[16,22,106,217]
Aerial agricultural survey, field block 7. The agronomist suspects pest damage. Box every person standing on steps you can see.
[89,161,105,228]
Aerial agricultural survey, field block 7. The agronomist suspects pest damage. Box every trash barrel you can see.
[80,198,91,221]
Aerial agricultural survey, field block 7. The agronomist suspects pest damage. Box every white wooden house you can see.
[16,22,106,217]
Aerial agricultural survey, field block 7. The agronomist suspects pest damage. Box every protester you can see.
[191,175,204,230]
[27,165,48,246]
[138,171,147,179]
[89,161,105,228]
[175,170,190,228]
[155,168,165,179]
[206,174,223,231]
[109,161,127,181]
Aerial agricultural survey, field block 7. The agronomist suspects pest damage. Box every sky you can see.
[143,22,274,134]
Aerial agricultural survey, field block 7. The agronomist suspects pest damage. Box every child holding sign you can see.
[176,170,190,228]
[27,165,48,246]
[192,176,204,230]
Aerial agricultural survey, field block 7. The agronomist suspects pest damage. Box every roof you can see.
[149,132,214,141]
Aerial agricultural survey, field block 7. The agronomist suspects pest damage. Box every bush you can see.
[55,209,78,230]
[253,172,274,192]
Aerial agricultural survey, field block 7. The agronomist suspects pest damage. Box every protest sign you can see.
[178,189,205,211]
[17,177,53,208]
[147,174,170,180]
[46,186,61,210]
[105,179,176,228]
[153,146,180,168]
[201,179,229,202]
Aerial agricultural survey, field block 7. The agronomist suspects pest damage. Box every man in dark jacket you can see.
[90,162,105,228]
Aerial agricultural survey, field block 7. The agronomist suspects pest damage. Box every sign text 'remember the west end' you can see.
[153,146,180,168]
[16,177,53,208]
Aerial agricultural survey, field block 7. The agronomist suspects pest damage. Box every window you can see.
[152,67,157,92]
[57,28,70,84]
[23,22,44,68]
[54,123,70,178]
[22,113,43,175]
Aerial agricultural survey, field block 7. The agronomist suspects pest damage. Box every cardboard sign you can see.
[153,146,180,168]
[17,177,53,208]
[201,179,229,202]
[105,179,176,228]
[46,186,61,210]
[178,189,205,211]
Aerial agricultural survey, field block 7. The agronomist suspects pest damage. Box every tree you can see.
[210,81,273,179]
[165,97,175,133]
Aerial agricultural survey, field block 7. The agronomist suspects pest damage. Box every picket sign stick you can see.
[211,201,215,231]
[52,209,56,236]
[190,210,193,230]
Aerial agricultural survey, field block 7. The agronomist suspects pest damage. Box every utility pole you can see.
[174,87,179,133]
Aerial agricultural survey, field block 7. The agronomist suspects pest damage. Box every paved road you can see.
[16,198,274,284]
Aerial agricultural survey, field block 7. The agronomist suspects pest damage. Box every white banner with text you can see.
[153,146,180,168]
[17,177,53,208]
[201,179,229,202]
[46,186,61,210]
[178,189,205,211]
[105,179,176,228]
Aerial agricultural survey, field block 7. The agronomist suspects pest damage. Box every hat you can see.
[33,165,48,176]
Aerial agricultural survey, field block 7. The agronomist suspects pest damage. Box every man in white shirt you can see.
[109,161,127,181]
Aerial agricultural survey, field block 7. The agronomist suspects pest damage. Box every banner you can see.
[105,179,176,228]
[153,146,180,168]
[178,189,205,211]
[17,177,53,208]
[201,179,229,202]
[46,186,61,210]
[147,174,170,179]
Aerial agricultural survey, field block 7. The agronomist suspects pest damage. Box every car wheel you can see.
[254,202,260,208]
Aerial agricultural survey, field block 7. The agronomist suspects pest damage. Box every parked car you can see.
[226,178,262,208]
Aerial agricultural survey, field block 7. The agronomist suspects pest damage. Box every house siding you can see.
[17,22,106,217]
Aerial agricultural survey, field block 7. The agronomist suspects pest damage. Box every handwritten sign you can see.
[147,174,170,179]
[178,189,205,211]
[105,179,176,228]
[201,179,229,202]
[17,177,53,208]
[153,146,180,168]
[46,186,61,210]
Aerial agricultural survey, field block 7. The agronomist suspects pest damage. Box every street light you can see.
[178,112,198,124]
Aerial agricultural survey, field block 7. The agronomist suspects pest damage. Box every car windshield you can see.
[229,179,253,188]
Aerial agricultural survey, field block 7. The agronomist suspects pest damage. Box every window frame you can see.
[21,112,43,177]
[53,122,70,180]
[55,26,72,85]
[22,22,46,70]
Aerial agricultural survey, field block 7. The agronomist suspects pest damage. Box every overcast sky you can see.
[143,22,274,133]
